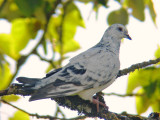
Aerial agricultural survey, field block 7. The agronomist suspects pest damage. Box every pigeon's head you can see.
[105,24,132,40]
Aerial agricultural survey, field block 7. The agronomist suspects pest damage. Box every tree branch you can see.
[1,58,160,119]
[0,99,86,120]
[0,85,148,119]
[104,92,143,97]
[117,57,160,77]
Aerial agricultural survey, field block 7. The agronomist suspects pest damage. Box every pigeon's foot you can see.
[92,97,108,112]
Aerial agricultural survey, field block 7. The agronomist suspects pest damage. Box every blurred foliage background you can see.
[0,0,159,119]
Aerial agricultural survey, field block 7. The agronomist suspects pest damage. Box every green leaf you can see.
[136,88,150,114]
[47,16,61,41]
[151,79,160,100]
[34,6,46,25]
[47,2,85,54]
[151,101,160,112]
[11,19,37,53]
[0,63,12,90]
[127,70,141,93]
[0,0,4,5]
[14,0,42,16]
[156,80,160,100]
[0,0,45,22]
[2,95,20,102]
[0,54,5,70]
[0,18,40,59]
[127,67,160,93]
[125,0,145,21]
[151,80,160,112]
[143,81,157,98]
[9,110,29,120]
[55,39,80,54]
[145,0,156,25]
[107,8,129,25]
[0,34,19,59]
[128,67,160,114]
[0,0,23,21]
[63,2,85,28]
[155,45,160,58]
[11,18,40,40]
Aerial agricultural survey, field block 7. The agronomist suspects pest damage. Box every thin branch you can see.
[54,105,66,118]
[104,92,143,97]
[34,50,56,68]
[0,99,56,119]
[117,57,160,77]
[0,99,86,120]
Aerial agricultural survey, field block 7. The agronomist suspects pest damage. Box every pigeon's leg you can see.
[92,98,100,112]
[92,97,108,112]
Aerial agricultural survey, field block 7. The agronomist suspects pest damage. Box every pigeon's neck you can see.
[98,36,121,55]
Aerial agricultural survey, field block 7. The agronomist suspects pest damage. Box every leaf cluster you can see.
[127,42,160,114]
[127,67,160,114]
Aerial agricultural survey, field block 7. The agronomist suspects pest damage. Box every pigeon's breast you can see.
[78,52,120,101]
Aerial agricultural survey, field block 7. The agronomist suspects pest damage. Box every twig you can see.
[54,105,66,118]
[104,92,143,97]
[0,99,86,120]
[0,99,56,119]
[34,50,56,68]
[117,57,160,77]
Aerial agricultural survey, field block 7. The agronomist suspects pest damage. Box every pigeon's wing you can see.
[29,48,101,101]
[30,46,120,101]
[45,68,62,78]
[29,63,89,101]
[29,80,85,101]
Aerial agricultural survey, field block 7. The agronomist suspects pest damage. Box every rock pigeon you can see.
[17,24,131,112]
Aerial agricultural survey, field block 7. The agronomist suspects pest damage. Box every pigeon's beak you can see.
[125,34,132,40]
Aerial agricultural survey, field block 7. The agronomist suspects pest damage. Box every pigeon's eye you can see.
[118,27,123,32]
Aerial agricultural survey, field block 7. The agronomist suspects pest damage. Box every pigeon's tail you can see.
[16,77,40,93]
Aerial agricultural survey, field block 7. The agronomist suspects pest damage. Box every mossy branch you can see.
[1,57,160,119]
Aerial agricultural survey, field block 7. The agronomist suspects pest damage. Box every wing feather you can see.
[30,46,108,101]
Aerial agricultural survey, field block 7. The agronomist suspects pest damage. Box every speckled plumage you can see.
[17,24,131,102]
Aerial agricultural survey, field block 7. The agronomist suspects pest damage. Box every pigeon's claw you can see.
[92,97,108,112]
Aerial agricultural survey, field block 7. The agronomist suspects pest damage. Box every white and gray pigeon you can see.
[17,24,131,111]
